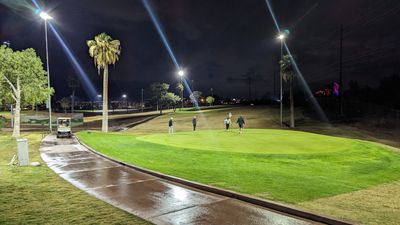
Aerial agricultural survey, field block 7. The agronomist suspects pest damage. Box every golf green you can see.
[77,129,400,203]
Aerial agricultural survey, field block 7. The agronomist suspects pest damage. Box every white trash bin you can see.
[17,139,29,166]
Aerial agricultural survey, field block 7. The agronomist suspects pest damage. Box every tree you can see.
[176,82,184,110]
[87,33,121,132]
[148,82,169,114]
[189,91,202,107]
[24,77,50,111]
[58,97,71,114]
[163,92,181,112]
[206,96,215,106]
[280,54,296,128]
[67,75,80,114]
[0,45,53,137]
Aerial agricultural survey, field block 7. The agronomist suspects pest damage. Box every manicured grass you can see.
[77,129,400,203]
[0,132,150,225]
[300,181,400,225]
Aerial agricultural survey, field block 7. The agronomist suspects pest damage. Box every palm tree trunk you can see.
[102,65,109,132]
[290,79,295,128]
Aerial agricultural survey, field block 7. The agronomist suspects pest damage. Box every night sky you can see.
[1,0,399,101]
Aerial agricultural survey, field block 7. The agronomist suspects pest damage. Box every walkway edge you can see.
[77,137,353,225]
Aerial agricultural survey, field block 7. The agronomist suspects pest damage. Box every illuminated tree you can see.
[162,92,181,112]
[206,96,215,106]
[189,91,202,107]
[87,33,121,132]
[176,82,184,110]
[0,45,53,137]
[149,82,169,114]
[58,97,71,114]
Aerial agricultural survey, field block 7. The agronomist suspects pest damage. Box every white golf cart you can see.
[56,117,72,138]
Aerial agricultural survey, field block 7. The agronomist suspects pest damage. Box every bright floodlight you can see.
[40,12,53,20]
[277,33,286,40]
[122,94,127,98]
[97,94,102,98]
[178,70,185,77]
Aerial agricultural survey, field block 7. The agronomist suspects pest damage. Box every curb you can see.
[77,136,353,225]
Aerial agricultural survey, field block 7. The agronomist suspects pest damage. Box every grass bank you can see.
[0,132,150,225]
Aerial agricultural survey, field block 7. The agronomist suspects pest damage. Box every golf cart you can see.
[57,117,72,138]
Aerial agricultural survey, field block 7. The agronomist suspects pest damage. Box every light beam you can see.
[32,0,98,100]
[141,0,180,69]
[265,0,328,122]
[141,0,199,108]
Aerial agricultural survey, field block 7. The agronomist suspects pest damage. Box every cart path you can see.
[40,135,319,225]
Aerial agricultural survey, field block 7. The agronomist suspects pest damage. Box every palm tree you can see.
[280,54,296,128]
[87,33,121,132]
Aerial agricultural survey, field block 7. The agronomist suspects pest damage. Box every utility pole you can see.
[280,40,283,126]
[141,88,144,112]
[44,20,52,132]
[273,59,276,97]
[339,25,344,116]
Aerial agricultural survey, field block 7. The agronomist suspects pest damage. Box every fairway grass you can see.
[77,129,400,204]
[300,180,400,225]
[0,132,150,225]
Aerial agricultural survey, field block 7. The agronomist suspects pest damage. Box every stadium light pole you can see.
[40,11,53,133]
[178,70,185,111]
[277,32,286,126]
[122,94,128,112]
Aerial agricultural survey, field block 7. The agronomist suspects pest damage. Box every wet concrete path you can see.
[40,135,318,225]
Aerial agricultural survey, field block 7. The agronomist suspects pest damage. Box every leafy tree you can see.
[162,92,181,112]
[206,96,215,106]
[176,82,184,110]
[0,45,53,137]
[24,76,49,111]
[58,97,71,114]
[87,33,121,132]
[189,91,202,107]
[67,75,80,114]
[148,82,169,114]
[280,54,296,128]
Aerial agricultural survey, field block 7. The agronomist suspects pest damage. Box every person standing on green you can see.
[236,116,245,134]
[192,116,197,131]
[168,117,174,134]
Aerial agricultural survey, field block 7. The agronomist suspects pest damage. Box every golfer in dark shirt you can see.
[192,116,197,131]
[237,116,245,134]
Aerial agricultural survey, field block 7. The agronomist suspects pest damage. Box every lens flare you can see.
[141,0,199,108]
[141,0,179,69]
[31,0,98,100]
[265,0,328,122]
[48,23,98,100]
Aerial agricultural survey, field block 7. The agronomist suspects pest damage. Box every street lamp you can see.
[178,70,185,110]
[277,31,287,126]
[40,11,53,133]
[122,94,128,112]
